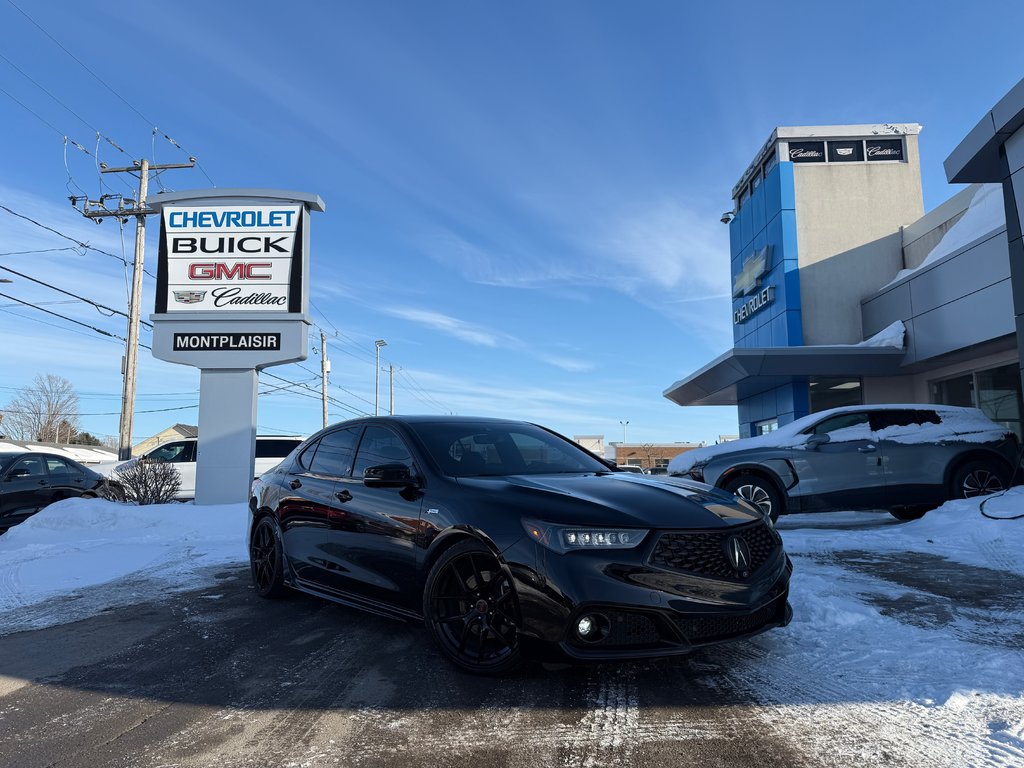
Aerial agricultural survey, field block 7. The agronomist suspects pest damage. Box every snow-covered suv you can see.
[669,405,1019,521]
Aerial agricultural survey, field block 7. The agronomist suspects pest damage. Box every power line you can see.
[0,403,197,417]
[0,264,153,328]
[0,203,156,278]
[0,49,131,159]
[4,0,215,186]
[261,371,369,418]
[0,306,119,345]
[0,291,127,342]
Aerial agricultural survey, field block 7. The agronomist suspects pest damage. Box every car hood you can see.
[457,472,763,529]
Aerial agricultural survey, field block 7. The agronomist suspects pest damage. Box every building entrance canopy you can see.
[663,346,906,407]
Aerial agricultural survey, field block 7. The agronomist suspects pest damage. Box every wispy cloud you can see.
[379,306,507,347]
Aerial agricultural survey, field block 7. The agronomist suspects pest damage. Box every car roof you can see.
[329,415,535,427]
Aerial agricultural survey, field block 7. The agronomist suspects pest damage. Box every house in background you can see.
[132,424,198,457]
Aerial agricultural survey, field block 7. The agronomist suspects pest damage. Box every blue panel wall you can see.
[731,162,808,436]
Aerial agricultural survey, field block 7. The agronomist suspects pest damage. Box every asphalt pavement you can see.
[0,565,812,768]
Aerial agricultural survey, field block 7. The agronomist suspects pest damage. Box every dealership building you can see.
[664,116,1022,440]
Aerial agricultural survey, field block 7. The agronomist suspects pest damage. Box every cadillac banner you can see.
[156,204,303,313]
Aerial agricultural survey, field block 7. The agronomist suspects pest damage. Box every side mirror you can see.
[805,434,831,450]
[364,463,416,489]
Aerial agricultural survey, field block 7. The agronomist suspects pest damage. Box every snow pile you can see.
[783,488,1024,574]
[0,497,248,631]
[669,405,1008,474]
[853,320,905,348]
[886,183,1005,287]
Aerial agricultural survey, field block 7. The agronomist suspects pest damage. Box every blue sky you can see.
[2,0,1023,448]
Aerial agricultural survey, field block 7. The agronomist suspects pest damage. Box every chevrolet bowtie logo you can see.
[733,246,771,297]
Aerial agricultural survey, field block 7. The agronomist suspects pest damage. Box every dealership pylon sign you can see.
[148,189,325,504]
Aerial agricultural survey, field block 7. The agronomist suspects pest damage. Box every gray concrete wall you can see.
[794,134,924,345]
[862,376,916,404]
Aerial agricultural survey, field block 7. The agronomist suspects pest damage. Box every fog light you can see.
[574,613,609,643]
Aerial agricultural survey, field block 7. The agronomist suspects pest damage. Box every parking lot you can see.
[1,503,1022,768]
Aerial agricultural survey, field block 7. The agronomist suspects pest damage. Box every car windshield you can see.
[410,421,610,477]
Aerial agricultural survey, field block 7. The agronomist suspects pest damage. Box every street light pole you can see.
[619,420,629,443]
[374,340,387,415]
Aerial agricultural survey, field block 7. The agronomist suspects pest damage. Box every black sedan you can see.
[0,451,108,533]
[248,416,793,674]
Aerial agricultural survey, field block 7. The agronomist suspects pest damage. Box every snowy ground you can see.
[0,494,1022,766]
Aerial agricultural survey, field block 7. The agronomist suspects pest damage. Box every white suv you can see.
[113,436,303,500]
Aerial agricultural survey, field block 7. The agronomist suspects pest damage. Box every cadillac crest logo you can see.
[173,290,207,304]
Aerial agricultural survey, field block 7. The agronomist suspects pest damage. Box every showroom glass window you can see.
[309,428,360,478]
[809,377,863,413]
[353,426,414,478]
[755,419,778,436]
[932,364,1023,439]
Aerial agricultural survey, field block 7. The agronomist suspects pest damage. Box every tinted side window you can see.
[147,441,193,463]
[255,439,303,458]
[811,413,870,435]
[918,410,941,425]
[45,457,73,475]
[353,426,413,478]
[10,456,47,478]
[309,428,360,478]
[869,410,919,431]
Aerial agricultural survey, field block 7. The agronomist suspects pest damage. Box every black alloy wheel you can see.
[724,474,783,523]
[424,540,522,675]
[250,516,288,598]
[954,460,1008,499]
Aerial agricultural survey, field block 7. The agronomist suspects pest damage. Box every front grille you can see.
[670,598,784,643]
[649,522,779,579]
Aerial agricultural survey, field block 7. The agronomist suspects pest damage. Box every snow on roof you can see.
[884,183,1005,289]
[668,404,1007,474]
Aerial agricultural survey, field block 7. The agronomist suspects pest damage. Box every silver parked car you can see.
[669,405,1020,521]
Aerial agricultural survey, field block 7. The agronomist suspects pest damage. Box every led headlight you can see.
[522,519,649,553]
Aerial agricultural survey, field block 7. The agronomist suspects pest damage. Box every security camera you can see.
[720,211,735,224]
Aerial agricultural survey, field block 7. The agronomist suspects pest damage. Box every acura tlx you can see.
[249,416,792,674]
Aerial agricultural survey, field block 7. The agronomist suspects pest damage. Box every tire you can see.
[952,460,1008,499]
[423,539,522,675]
[723,473,784,523]
[249,515,288,598]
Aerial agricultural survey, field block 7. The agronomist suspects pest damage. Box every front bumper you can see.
[508,522,793,661]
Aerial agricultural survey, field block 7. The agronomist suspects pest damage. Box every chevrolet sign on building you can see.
[148,189,325,504]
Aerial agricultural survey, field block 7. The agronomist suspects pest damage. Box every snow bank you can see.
[854,320,905,349]
[0,497,248,628]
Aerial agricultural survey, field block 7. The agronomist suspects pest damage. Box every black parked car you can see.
[0,451,108,533]
[248,416,792,674]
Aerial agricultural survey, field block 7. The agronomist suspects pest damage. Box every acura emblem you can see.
[725,535,751,573]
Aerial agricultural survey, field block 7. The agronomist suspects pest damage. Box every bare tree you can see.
[1,374,81,442]
[107,460,182,505]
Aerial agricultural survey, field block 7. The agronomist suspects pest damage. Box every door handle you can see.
[37,480,47,486]
[335,490,353,503]
[289,478,302,490]
[858,445,877,453]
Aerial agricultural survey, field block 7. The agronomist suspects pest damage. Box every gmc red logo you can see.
[187,263,272,280]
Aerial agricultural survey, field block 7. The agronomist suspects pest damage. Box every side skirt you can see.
[290,577,423,623]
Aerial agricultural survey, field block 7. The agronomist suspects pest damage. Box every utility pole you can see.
[388,364,394,415]
[320,330,329,428]
[374,340,387,415]
[73,157,194,460]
